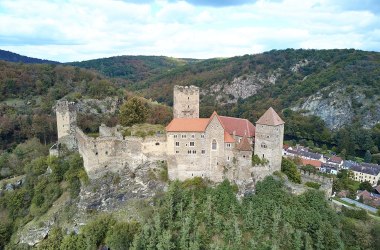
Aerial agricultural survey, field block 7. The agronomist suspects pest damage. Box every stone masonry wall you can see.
[56,100,78,150]
[173,85,199,118]
[254,123,284,172]
[76,127,167,179]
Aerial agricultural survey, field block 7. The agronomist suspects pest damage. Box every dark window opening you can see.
[105,151,108,155]
[95,152,98,155]
[155,142,160,146]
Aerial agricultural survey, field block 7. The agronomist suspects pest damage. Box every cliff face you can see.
[292,85,380,129]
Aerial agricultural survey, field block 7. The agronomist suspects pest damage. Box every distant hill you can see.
[119,49,380,130]
[67,55,200,82]
[0,49,59,64]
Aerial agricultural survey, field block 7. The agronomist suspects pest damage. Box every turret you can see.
[254,107,284,171]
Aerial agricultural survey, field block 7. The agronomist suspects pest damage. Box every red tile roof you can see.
[330,156,343,163]
[301,158,322,168]
[219,116,255,137]
[256,107,284,126]
[236,135,252,151]
[224,131,235,143]
[166,118,210,132]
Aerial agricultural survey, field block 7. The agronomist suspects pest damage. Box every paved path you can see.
[340,197,378,213]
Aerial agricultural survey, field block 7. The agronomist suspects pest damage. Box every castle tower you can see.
[56,100,78,150]
[254,107,284,171]
[173,85,199,118]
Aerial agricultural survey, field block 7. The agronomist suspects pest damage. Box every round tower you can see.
[173,85,199,118]
[56,100,78,150]
[254,107,284,171]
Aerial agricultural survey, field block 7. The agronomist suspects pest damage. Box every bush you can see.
[281,158,301,184]
[305,182,321,189]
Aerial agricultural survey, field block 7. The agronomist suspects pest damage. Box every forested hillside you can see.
[68,55,199,82]
[0,61,123,151]
[0,49,59,64]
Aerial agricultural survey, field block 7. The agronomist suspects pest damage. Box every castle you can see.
[53,85,284,183]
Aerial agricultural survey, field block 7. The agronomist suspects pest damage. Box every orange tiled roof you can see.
[256,107,284,126]
[224,131,235,143]
[301,158,322,168]
[236,135,252,151]
[166,118,210,132]
[219,116,255,137]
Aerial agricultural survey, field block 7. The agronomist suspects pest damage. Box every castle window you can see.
[105,151,108,155]
[227,156,230,161]
[155,142,160,146]
[188,150,191,154]
[201,134,205,138]
[188,96,189,100]
[191,134,195,138]
[182,134,186,139]
[267,135,270,138]
[188,105,189,108]
[175,151,179,154]
[261,143,267,148]
[226,143,231,148]
[175,142,180,147]
[212,139,217,150]
[95,152,98,155]
[201,150,205,154]
[192,150,196,154]
[190,142,195,147]
[174,134,178,138]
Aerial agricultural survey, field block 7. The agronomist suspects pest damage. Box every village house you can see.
[351,163,380,185]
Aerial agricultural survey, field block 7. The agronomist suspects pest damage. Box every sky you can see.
[0,0,379,62]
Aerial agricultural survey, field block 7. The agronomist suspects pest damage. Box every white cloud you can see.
[0,0,379,62]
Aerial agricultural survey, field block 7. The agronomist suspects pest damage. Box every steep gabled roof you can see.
[166,118,210,132]
[219,116,255,137]
[236,135,252,151]
[224,131,235,143]
[256,107,284,126]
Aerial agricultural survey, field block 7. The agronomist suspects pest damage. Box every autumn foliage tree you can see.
[119,97,150,126]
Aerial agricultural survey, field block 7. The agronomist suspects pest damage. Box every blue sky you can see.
[0,0,379,62]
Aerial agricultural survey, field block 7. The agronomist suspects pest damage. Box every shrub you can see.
[305,182,321,189]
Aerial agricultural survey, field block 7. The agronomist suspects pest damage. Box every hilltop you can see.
[67,55,200,82]
[0,49,59,64]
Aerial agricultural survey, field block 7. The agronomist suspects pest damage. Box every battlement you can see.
[174,85,199,94]
[56,100,76,113]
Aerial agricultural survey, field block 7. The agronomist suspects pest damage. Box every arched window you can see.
[212,139,217,150]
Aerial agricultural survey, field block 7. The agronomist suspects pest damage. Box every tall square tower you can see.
[173,85,199,118]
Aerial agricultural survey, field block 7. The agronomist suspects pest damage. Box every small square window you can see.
[201,134,205,138]
[226,143,231,148]
[174,134,178,138]
[201,150,205,154]
[190,142,195,147]
[175,151,179,154]
[175,142,180,147]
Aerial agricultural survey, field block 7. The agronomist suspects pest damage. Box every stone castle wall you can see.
[56,100,78,150]
[76,127,166,179]
[254,123,284,171]
[173,85,199,118]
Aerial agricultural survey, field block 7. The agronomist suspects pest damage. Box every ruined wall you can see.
[173,85,199,118]
[56,100,78,150]
[254,123,284,172]
[76,127,167,179]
